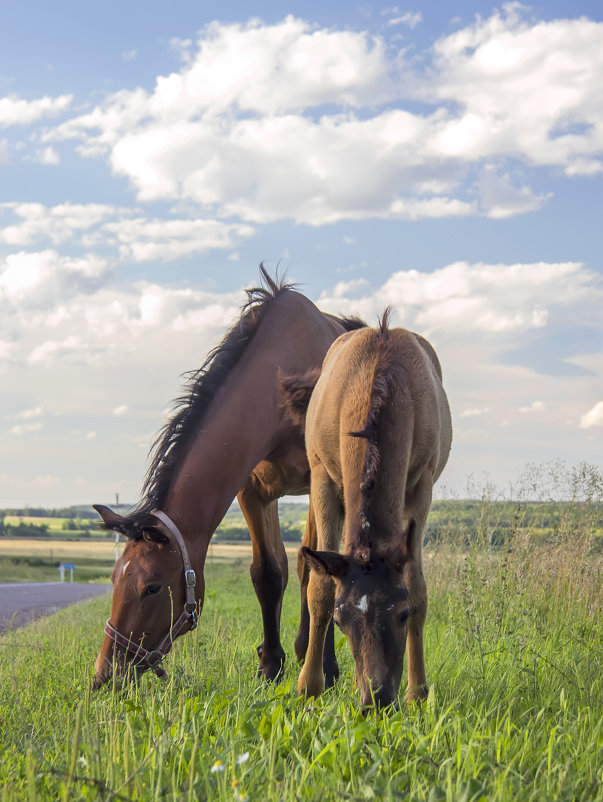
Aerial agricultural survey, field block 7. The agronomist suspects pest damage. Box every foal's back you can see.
[306,325,451,544]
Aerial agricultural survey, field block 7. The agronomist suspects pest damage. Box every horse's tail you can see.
[280,367,322,430]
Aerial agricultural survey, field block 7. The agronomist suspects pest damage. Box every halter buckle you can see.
[184,568,196,588]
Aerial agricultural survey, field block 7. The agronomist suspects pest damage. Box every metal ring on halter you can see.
[103,510,198,678]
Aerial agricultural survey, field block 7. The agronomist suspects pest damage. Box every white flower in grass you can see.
[236,752,250,766]
[210,760,225,773]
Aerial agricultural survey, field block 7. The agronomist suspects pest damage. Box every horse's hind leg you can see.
[238,477,288,682]
[295,496,339,687]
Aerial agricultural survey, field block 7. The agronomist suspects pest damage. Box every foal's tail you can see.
[280,367,321,430]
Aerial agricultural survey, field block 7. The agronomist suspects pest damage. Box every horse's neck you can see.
[163,364,279,551]
[162,291,343,556]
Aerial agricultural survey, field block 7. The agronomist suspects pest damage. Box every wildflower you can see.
[210,760,225,774]
[236,752,250,766]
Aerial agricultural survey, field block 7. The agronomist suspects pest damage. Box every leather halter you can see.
[104,509,198,679]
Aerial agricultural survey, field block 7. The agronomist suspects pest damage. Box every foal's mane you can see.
[349,308,398,550]
[125,266,294,532]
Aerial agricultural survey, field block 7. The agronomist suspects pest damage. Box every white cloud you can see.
[15,406,44,420]
[0,250,109,308]
[43,10,603,225]
[0,94,73,127]
[580,401,603,429]
[34,146,60,165]
[8,422,43,436]
[518,401,547,413]
[321,260,599,339]
[0,202,133,246]
[122,49,138,62]
[102,217,254,262]
[460,407,490,418]
[388,12,422,29]
[112,405,128,416]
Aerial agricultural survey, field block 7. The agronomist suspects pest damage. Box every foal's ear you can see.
[302,547,349,578]
[93,504,128,533]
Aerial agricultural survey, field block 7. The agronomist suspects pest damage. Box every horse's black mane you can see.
[111,267,366,537]
[349,308,397,551]
[116,266,293,533]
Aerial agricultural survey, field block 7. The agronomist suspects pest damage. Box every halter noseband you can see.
[104,509,198,679]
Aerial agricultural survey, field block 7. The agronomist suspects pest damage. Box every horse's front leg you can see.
[295,496,339,687]
[404,484,432,702]
[238,477,287,682]
[298,466,341,697]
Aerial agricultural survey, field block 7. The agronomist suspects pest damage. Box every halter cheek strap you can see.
[103,510,198,679]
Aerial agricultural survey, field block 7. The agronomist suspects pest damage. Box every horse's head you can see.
[302,541,411,711]
[92,505,199,689]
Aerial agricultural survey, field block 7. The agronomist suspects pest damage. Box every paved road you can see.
[0,582,110,634]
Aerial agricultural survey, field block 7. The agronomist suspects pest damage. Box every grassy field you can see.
[0,505,601,801]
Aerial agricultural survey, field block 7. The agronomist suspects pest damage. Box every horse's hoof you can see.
[324,664,340,689]
[256,644,285,682]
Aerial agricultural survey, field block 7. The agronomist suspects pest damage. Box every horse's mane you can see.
[122,266,295,532]
[349,308,398,553]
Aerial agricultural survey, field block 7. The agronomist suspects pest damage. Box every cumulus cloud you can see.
[0,203,254,260]
[14,406,44,419]
[8,422,43,436]
[0,94,73,127]
[0,202,132,246]
[43,9,603,225]
[33,146,60,166]
[518,401,547,413]
[102,217,255,261]
[387,12,422,29]
[460,407,490,418]
[580,401,603,429]
[0,250,109,309]
[318,260,600,339]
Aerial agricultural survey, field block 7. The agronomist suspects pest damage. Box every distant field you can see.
[0,539,299,583]
[4,516,68,528]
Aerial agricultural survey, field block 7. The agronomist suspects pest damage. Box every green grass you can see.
[0,530,601,800]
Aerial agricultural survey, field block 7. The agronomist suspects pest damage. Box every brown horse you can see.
[92,269,365,688]
[281,312,452,709]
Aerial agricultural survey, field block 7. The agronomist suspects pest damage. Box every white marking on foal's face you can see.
[355,595,369,614]
[121,559,131,577]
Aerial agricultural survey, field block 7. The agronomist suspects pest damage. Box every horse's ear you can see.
[386,519,416,572]
[302,547,349,578]
[93,504,129,534]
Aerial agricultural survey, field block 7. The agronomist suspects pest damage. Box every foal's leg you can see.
[294,497,339,687]
[298,466,342,697]
[238,477,288,682]
[404,482,432,702]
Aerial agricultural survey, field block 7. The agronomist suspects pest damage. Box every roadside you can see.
[0,582,110,634]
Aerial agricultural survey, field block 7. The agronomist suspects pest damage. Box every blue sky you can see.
[1,1,601,506]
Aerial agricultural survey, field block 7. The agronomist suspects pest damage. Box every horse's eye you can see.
[399,609,410,627]
[143,583,162,597]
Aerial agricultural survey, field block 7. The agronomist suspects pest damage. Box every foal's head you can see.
[303,543,411,710]
[92,505,198,689]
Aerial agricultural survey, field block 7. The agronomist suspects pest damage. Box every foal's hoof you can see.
[256,644,285,682]
[405,683,429,704]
